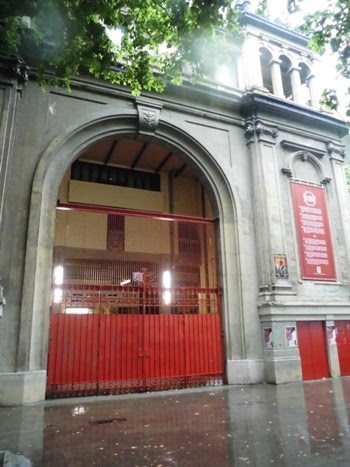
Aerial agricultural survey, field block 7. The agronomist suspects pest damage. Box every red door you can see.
[297,321,330,380]
[335,320,350,376]
[46,285,224,397]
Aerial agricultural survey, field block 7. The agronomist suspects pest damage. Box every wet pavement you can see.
[2,378,350,466]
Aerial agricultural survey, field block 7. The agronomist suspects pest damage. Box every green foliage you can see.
[0,16,22,53]
[320,89,339,111]
[0,0,241,94]
[302,1,350,78]
[256,0,268,16]
[346,164,350,190]
[300,0,350,113]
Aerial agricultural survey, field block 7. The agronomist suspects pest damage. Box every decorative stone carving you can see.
[244,118,279,143]
[326,141,346,160]
[0,55,29,85]
[244,120,255,139]
[136,98,163,136]
[281,168,292,178]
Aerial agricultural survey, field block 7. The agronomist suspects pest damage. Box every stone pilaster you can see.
[245,117,292,298]
[327,141,350,277]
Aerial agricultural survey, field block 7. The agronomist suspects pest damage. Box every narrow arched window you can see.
[259,48,273,93]
[279,55,293,100]
[299,62,312,106]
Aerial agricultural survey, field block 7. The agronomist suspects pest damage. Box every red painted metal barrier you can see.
[335,320,350,376]
[297,321,330,380]
[47,285,224,397]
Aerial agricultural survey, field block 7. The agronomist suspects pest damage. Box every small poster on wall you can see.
[326,325,336,344]
[263,327,274,349]
[274,254,289,279]
[285,326,297,347]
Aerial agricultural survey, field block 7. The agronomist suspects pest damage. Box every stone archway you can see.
[16,107,244,402]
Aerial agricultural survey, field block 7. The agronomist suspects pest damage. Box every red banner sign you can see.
[291,182,336,281]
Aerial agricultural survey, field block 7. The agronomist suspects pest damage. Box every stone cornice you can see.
[241,90,349,139]
[240,12,309,48]
[280,140,326,158]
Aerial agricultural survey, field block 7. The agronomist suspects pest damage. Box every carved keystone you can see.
[136,98,163,136]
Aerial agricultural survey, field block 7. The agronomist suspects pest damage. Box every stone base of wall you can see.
[226,359,264,384]
[0,371,46,406]
[264,357,302,384]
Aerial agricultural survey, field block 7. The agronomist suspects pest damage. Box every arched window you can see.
[299,62,312,106]
[279,55,293,100]
[259,47,273,93]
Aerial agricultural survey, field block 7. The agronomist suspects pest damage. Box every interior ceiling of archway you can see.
[78,137,197,180]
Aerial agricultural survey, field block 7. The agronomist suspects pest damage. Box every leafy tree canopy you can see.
[0,0,349,113]
[298,0,350,116]
[0,0,240,93]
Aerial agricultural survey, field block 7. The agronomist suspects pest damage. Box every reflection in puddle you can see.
[71,406,86,416]
[1,379,350,466]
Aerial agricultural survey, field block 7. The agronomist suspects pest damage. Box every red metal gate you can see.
[297,321,330,380]
[335,320,350,376]
[47,284,224,397]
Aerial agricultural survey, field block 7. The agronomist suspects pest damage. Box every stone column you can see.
[269,59,284,98]
[289,66,303,104]
[307,73,319,108]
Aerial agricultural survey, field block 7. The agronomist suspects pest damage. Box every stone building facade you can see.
[0,11,349,405]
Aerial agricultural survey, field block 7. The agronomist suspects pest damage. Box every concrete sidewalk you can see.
[1,378,350,466]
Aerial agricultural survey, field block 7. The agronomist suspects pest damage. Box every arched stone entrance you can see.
[15,108,246,402]
[47,135,225,396]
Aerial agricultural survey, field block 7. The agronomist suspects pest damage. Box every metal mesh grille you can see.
[53,209,217,289]
[62,259,159,286]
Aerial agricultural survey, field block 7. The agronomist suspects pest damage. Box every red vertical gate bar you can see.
[214,289,225,379]
[72,314,80,390]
